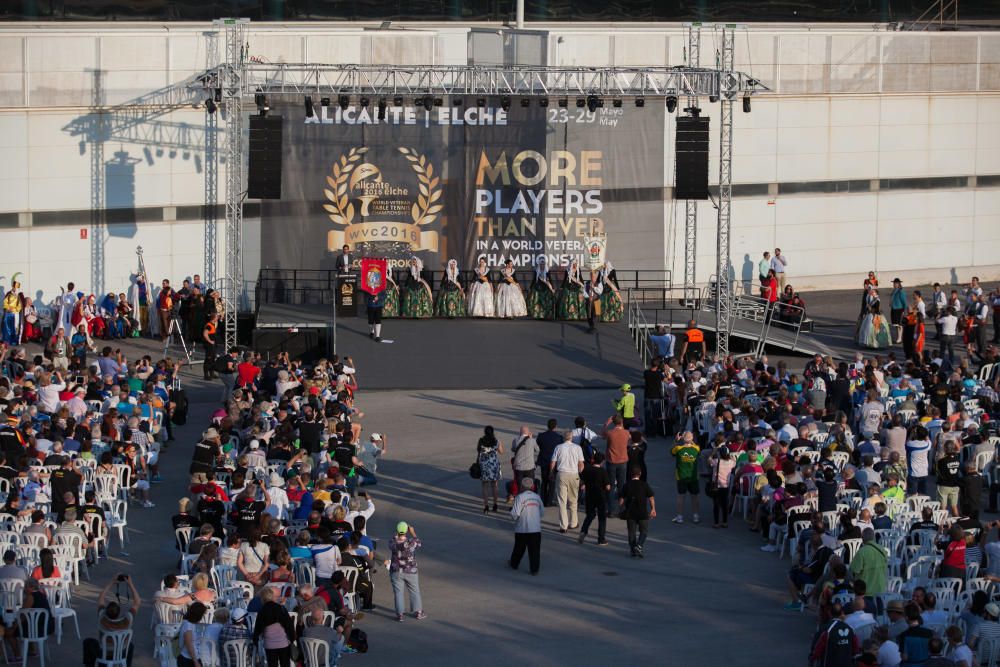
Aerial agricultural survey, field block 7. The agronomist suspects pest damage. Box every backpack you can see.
[578,433,594,462]
[348,628,368,653]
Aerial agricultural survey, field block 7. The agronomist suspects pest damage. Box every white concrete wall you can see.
[0,23,998,300]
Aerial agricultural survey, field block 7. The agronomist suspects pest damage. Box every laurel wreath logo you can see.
[323,147,367,226]
[397,147,443,225]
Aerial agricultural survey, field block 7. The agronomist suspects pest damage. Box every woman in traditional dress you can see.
[526,256,556,320]
[557,259,586,320]
[21,298,40,343]
[467,257,495,318]
[913,312,926,363]
[383,268,400,318]
[400,257,433,318]
[495,259,527,319]
[598,260,623,322]
[84,294,106,339]
[857,299,891,349]
[434,259,466,318]
[1,281,23,345]
[117,293,137,338]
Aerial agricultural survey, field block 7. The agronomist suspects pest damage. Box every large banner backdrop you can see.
[260,97,664,273]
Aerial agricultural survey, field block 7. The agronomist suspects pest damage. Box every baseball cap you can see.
[396,521,408,535]
[620,383,631,392]
[988,603,1000,618]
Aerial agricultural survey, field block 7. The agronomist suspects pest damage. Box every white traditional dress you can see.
[467,263,495,318]
[495,265,527,318]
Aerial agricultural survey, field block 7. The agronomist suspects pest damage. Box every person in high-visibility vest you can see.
[679,319,706,363]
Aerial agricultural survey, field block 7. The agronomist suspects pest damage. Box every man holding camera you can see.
[83,574,141,667]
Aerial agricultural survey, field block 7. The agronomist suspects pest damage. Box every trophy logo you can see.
[323,147,442,257]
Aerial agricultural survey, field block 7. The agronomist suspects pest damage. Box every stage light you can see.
[422,95,434,111]
[433,97,443,107]
[304,96,314,117]
[612,98,622,108]
[205,98,217,114]
[576,98,585,108]
[359,96,370,108]
[214,88,222,103]
[665,96,677,113]
[586,95,601,113]
[684,106,702,118]
[539,98,549,107]
[709,94,719,103]
[338,95,350,110]
[501,96,511,111]
[635,98,645,108]
[743,95,751,113]
[393,96,403,107]
[520,98,530,108]
[320,97,330,107]
[476,98,486,108]
[377,98,387,120]
[558,98,568,108]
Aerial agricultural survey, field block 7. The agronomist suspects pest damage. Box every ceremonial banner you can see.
[360,258,388,295]
[260,98,664,274]
[584,233,607,270]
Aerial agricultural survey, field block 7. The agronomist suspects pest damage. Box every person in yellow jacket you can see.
[613,383,639,429]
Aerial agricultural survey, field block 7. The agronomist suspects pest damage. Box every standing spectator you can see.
[850,529,888,596]
[643,356,666,437]
[510,426,539,492]
[890,278,907,344]
[217,347,237,403]
[758,250,772,292]
[508,478,543,576]
[620,466,656,558]
[475,426,503,514]
[905,425,932,495]
[770,247,788,290]
[252,587,295,667]
[670,431,700,524]
[613,383,638,429]
[578,451,610,546]
[602,415,631,514]
[177,602,208,667]
[708,445,736,529]
[937,307,959,366]
[236,353,260,390]
[387,521,424,621]
[935,441,962,516]
[808,603,860,666]
[678,319,706,364]
[156,279,173,340]
[648,325,674,359]
[535,419,562,506]
[549,431,584,533]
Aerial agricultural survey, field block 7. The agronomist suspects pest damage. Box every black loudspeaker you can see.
[248,115,283,199]
[675,116,710,200]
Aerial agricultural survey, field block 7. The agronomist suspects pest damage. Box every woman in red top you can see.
[939,524,966,579]
[913,312,926,363]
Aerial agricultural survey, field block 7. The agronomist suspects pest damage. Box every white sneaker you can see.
[760,544,777,552]
[671,515,684,524]
[692,514,700,524]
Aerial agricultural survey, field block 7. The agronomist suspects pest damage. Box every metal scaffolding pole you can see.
[217,18,249,352]
[715,26,736,357]
[204,30,220,288]
[90,69,107,296]
[683,23,701,306]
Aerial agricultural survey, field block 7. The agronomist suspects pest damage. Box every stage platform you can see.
[254,304,641,390]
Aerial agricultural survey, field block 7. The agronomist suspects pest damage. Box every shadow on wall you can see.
[106,150,140,238]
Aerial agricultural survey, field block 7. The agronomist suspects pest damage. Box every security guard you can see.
[679,319,706,363]
[202,312,219,379]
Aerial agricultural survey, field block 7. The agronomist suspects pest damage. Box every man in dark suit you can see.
[337,244,353,273]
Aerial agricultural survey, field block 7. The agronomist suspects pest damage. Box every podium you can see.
[336,273,358,317]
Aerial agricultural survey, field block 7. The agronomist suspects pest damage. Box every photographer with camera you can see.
[82,573,141,667]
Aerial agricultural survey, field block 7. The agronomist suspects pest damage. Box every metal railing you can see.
[626,296,654,367]
[256,267,672,311]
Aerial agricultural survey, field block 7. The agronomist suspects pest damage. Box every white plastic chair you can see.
[38,578,79,644]
[105,500,129,552]
[0,578,23,624]
[94,629,132,667]
[222,640,253,667]
[839,538,862,565]
[17,607,50,667]
[153,623,180,667]
[300,637,333,667]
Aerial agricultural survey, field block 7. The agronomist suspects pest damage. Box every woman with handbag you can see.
[476,426,504,514]
[709,445,736,529]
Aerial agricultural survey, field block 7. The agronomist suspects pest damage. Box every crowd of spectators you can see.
[641,306,1000,665]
